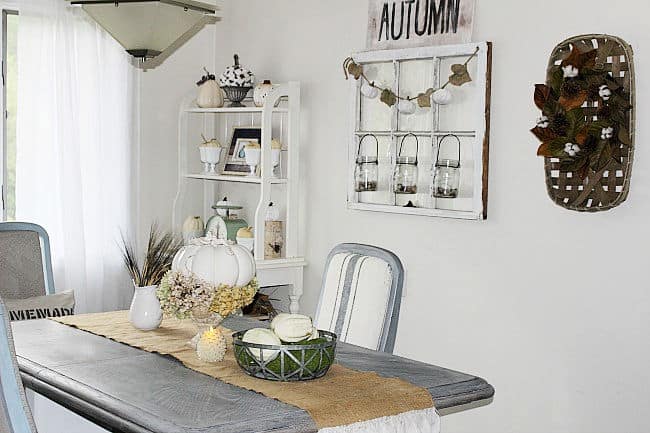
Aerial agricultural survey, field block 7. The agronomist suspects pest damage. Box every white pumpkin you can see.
[197,80,224,108]
[253,80,274,107]
[172,236,255,287]
[431,88,453,105]
[360,81,379,99]
[397,99,417,114]
[242,328,281,361]
[271,314,316,343]
[182,216,204,244]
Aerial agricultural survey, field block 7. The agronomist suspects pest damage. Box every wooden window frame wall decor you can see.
[347,41,492,220]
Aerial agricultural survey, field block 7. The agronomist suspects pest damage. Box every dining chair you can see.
[0,222,55,299]
[314,243,404,353]
[0,296,38,433]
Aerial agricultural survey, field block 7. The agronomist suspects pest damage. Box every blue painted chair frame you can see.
[315,243,404,353]
[0,222,56,295]
[0,297,37,433]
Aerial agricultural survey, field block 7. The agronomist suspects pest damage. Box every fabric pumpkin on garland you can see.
[531,45,632,179]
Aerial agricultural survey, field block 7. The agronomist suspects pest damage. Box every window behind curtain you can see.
[1,10,17,221]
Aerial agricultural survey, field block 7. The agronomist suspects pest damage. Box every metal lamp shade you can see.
[71,0,219,68]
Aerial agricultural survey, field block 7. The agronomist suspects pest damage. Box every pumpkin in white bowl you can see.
[172,235,255,287]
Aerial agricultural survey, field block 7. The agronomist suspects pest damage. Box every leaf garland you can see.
[343,46,480,108]
[531,45,632,179]
[416,88,435,108]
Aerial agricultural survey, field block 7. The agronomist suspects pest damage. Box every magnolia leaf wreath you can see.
[343,47,479,108]
[531,45,632,179]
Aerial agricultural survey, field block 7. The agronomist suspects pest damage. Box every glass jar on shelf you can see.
[432,134,461,199]
[354,134,379,192]
[393,133,419,195]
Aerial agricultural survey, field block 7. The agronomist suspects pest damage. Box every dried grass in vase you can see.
[120,224,183,287]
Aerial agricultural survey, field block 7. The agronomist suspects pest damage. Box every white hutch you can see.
[172,82,305,313]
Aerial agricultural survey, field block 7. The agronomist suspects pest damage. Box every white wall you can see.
[139,1,650,432]
[138,22,218,245]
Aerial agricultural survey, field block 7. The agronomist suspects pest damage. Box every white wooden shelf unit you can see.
[172,82,306,313]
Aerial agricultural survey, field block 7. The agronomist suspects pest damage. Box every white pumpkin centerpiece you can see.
[172,235,256,288]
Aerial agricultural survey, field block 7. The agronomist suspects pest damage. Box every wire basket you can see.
[544,34,635,212]
[232,330,337,381]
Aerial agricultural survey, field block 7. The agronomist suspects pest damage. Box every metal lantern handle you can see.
[398,133,419,164]
[435,134,461,164]
[356,134,379,159]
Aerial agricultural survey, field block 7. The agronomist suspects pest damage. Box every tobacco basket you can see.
[544,34,635,212]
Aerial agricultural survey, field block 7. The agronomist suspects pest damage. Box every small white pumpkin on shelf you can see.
[196,67,224,108]
[253,80,275,107]
[182,216,204,245]
[196,326,227,362]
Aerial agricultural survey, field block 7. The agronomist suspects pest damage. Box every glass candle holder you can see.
[393,156,418,194]
[432,159,460,198]
[432,134,461,199]
[392,134,419,195]
[355,156,379,192]
[354,134,379,192]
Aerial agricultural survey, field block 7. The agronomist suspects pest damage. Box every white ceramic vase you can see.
[199,146,223,173]
[128,285,163,331]
[244,147,261,177]
[236,236,254,252]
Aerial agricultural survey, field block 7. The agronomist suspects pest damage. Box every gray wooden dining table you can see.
[12,316,494,433]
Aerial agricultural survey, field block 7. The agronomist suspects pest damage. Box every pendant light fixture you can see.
[68,0,220,69]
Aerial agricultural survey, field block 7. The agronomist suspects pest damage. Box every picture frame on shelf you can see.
[223,127,262,175]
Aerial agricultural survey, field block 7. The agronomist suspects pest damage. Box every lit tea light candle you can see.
[196,326,227,362]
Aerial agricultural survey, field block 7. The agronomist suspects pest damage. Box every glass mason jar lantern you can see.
[354,134,379,192]
[432,134,461,199]
[393,133,419,194]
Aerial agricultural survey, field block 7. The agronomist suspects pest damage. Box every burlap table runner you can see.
[53,311,434,429]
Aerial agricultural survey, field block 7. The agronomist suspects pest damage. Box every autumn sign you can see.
[367,0,475,50]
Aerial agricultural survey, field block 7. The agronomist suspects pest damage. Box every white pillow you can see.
[5,291,75,321]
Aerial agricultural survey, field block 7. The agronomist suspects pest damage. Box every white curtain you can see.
[15,0,139,313]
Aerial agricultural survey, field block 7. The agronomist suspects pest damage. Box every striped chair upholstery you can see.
[314,243,404,353]
[0,296,38,433]
[0,222,56,299]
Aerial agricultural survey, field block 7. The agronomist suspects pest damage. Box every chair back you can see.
[314,243,404,353]
[0,297,38,433]
[0,222,55,299]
